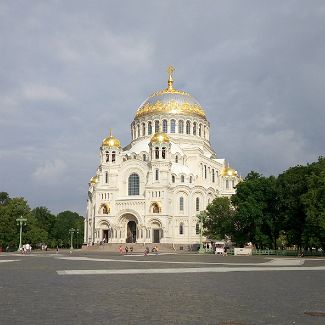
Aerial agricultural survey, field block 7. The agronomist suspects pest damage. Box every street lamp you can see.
[69,228,75,250]
[197,211,207,254]
[16,216,27,251]
[76,228,79,249]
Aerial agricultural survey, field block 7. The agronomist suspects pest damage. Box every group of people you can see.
[118,245,159,256]
[119,245,134,255]
[20,243,32,254]
[144,245,159,255]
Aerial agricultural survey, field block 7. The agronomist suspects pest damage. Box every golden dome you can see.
[102,130,121,148]
[150,132,170,143]
[90,175,98,184]
[135,66,206,120]
[221,165,238,177]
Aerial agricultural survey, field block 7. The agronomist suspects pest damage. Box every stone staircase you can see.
[82,243,199,253]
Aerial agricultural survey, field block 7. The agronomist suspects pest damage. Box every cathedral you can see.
[84,67,240,246]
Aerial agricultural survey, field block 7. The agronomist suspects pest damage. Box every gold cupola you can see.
[150,131,170,144]
[89,175,98,184]
[135,66,206,120]
[102,130,121,148]
[221,163,238,177]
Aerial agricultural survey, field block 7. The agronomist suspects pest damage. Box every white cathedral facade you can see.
[84,67,240,246]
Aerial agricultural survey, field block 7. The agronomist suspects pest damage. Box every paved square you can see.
[1,251,325,324]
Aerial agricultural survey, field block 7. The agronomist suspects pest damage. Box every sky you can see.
[0,1,324,215]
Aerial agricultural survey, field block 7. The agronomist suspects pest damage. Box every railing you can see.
[252,249,324,256]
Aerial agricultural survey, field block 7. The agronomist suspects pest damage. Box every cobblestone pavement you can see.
[0,251,325,325]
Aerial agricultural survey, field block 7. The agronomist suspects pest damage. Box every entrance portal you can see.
[126,221,137,243]
[103,229,109,243]
[153,229,160,243]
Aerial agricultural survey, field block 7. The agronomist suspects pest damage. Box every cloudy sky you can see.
[0,1,324,215]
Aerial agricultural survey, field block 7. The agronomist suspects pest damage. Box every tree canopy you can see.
[0,192,84,250]
[204,157,325,251]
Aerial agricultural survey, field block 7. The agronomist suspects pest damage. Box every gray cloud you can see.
[0,0,324,214]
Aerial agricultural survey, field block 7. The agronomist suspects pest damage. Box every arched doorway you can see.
[151,220,162,243]
[118,212,139,243]
[126,221,137,243]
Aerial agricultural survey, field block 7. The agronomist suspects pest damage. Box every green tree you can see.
[277,165,310,249]
[0,192,10,206]
[52,211,84,248]
[231,172,280,248]
[0,196,32,249]
[301,157,325,251]
[204,197,234,240]
[32,207,55,238]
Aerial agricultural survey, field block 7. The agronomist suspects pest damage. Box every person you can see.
[144,246,149,255]
[119,245,123,255]
[130,247,133,255]
[56,246,59,254]
[125,246,129,255]
[155,245,159,255]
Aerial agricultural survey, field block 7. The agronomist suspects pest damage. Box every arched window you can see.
[175,155,178,163]
[128,173,140,195]
[143,154,146,161]
[181,175,185,183]
[162,147,166,159]
[196,223,200,235]
[142,123,146,136]
[171,119,176,133]
[212,169,215,183]
[199,124,202,136]
[179,197,184,211]
[105,151,109,162]
[152,203,160,213]
[226,179,229,189]
[172,175,175,183]
[155,120,159,133]
[137,124,140,138]
[148,121,152,135]
[112,151,116,162]
[196,197,200,212]
[179,222,184,235]
[178,120,184,133]
[155,147,159,159]
[102,205,109,214]
[155,169,159,181]
[193,122,197,135]
[204,165,207,179]
[186,121,191,134]
[162,119,168,133]
[105,172,108,184]
[189,176,192,183]
[204,125,206,139]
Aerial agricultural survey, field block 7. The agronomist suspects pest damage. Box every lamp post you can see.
[69,228,75,250]
[76,228,79,249]
[16,216,27,251]
[197,212,207,254]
